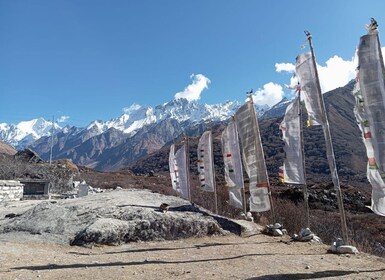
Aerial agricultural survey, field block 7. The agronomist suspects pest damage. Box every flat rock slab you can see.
[232,219,263,237]
[0,189,252,246]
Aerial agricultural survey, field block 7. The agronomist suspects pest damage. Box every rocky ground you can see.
[1,189,385,279]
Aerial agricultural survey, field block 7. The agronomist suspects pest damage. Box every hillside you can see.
[0,140,16,156]
[129,81,367,184]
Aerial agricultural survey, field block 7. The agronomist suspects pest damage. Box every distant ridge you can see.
[0,81,363,177]
[0,140,16,156]
[3,98,268,171]
[260,97,290,120]
[0,118,60,150]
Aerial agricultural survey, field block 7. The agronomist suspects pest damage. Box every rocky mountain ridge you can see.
[0,81,363,176]
[1,98,259,150]
[0,97,271,171]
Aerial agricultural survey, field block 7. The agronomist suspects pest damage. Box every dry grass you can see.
[271,196,385,257]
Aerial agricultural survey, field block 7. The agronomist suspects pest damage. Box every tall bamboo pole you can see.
[305,31,349,243]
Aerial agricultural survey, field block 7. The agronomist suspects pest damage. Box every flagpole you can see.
[247,91,276,222]
[305,31,349,244]
[297,87,310,228]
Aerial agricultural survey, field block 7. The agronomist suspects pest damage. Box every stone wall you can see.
[0,180,24,203]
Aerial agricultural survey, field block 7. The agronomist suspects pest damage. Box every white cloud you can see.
[174,74,211,101]
[317,55,356,93]
[251,82,284,107]
[275,63,295,73]
[273,48,385,103]
[123,104,141,114]
[275,55,356,93]
[57,115,69,123]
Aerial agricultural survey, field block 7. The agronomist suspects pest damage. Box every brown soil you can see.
[1,234,385,280]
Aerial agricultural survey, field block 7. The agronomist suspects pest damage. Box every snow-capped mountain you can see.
[0,97,273,170]
[76,98,269,138]
[0,118,61,149]
[259,97,291,120]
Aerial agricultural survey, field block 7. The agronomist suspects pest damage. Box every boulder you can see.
[273,223,282,229]
[272,228,283,236]
[330,238,358,254]
[336,245,359,254]
[292,228,321,243]
[299,227,312,237]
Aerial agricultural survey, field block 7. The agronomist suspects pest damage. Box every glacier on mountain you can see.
[0,118,61,149]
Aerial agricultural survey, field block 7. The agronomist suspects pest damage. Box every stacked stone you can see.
[264,223,288,236]
[330,238,359,254]
[292,228,321,242]
[88,185,105,194]
[0,180,24,203]
[240,212,254,222]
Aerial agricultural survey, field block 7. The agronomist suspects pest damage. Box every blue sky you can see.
[1,0,385,126]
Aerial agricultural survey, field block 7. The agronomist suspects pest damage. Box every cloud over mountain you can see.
[275,55,356,94]
[174,74,211,101]
[317,55,356,93]
[251,82,284,107]
[275,48,385,94]
[57,116,70,123]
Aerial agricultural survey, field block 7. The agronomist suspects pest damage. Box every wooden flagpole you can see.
[305,31,349,243]
[297,86,310,228]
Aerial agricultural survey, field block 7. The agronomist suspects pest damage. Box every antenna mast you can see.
[49,115,54,165]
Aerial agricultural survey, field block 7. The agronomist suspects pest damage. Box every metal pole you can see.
[305,31,349,243]
[49,115,54,165]
[298,88,310,228]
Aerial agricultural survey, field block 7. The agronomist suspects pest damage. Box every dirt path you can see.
[1,233,385,280]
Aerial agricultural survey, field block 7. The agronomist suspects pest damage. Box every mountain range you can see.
[0,118,60,149]
[128,81,368,185]
[0,98,270,171]
[0,81,366,178]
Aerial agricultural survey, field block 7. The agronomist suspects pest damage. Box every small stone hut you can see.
[20,179,50,200]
